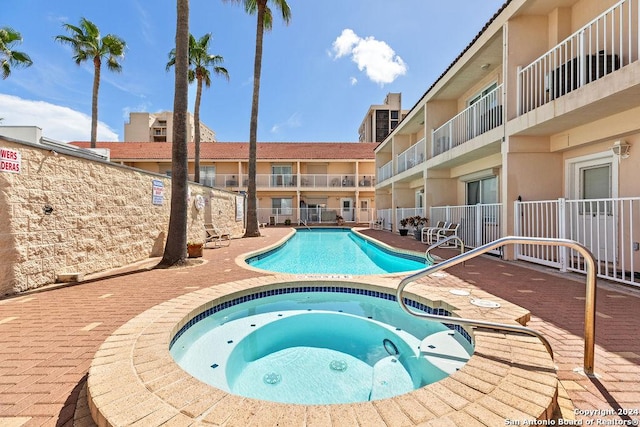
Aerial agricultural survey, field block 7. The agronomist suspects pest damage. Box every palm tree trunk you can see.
[244,0,266,238]
[159,0,190,267]
[194,76,203,183]
[91,56,101,148]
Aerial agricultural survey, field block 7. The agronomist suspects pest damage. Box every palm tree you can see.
[0,27,33,79]
[224,0,291,237]
[159,0,191,267]
[55,18,126,148]
[167,33,229,183]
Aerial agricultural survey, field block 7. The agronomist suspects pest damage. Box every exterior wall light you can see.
[611,140,631,159]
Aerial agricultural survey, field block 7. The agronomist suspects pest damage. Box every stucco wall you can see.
[0,138,244,296]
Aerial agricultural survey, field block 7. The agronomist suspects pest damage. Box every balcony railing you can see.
[377,160,393,183]
[257,207,376,225]
[518,0,638,114]
[213,173,374,189]
[432,84,503,157]
[397,138,426,174]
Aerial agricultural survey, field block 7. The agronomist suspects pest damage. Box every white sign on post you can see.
[0,148,21,174]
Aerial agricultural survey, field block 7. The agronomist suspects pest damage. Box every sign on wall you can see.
[235,195,244,221]
[0,148,21,174]
[152,180,164,205]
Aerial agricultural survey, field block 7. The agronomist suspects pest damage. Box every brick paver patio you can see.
[0,227,638,426]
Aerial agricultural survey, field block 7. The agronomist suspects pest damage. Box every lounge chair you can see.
[204,223,231,248]
[433,222,460,246]
[421,221,448,244]
[370,218,384,230]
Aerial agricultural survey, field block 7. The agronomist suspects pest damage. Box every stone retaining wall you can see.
[0,137,245,295]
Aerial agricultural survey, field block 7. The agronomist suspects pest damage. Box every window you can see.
[466,176,497,205]
[272,198,292,215]
[468,82,498,106]
[580,164,611,214]
[272,165,292,186]
[390,110,399,120]
[200,166,216,187]
[391,120,398,129]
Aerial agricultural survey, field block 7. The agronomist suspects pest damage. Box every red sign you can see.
[0,148,21,174]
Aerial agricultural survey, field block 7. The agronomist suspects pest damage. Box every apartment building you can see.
[72,141,378,226]
[358,93,408,142]
[124,111,216,143]
[375,0,640,287]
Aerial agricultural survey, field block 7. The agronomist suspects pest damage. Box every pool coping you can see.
[87,274,558,426]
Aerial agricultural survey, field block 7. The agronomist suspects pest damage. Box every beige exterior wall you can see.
[0,138,243,296]
[374,0,640,275]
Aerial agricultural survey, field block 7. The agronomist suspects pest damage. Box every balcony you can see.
[432,84,503,157]
[213,173,373,189]
[397,138,426,174]
[377,160,393,183]
[518,0,638,114]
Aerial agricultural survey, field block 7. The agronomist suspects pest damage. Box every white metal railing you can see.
[430,203,502,253]
[257,207,376,225]
[256,174,297,188]
[376,208,393,231]
[514,197,639,287]
[378,160,393,183]
[518,0,638,114]
[396,207,424,232]
[432,84,503,157]
[213,174,244,187]
[297,174,374,188]
[397,138,426,174]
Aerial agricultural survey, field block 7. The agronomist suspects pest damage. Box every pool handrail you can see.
[424,235,465,264]
[396,236,598,376]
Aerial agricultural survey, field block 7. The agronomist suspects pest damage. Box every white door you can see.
[341,198,354,221]
[573,158,616,262]
[359,199,370,223]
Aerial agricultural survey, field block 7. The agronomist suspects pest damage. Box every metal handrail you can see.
[397,236,598,375]
[424,235,465,264]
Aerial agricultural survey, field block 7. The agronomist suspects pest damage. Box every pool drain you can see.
[383,338,399,356]
[263,372,282,385]
[329,360,348,372]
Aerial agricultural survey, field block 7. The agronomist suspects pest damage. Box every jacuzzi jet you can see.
[329,359,348,372]
[383,338,399,356]
[263,372,282,385]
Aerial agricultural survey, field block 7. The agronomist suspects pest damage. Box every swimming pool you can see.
[170,285,473,405]
[246,228,426,274]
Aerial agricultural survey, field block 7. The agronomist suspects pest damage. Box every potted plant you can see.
[336,214,344,226]
[187,242,204,258]
[399,218,409,236]
[284,218,291,226]
[408,216,429,240]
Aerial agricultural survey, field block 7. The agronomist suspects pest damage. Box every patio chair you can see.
[204,223,231,248]
[370,218,384,230]
[433,222,460,247]
[421,221,448,244]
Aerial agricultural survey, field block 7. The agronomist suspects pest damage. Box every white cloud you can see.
[270,112,302,134]
[0,94,119,142]
[350,77,358,85]
[332,29,407,86]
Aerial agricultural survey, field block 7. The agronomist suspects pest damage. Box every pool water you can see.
[170,290,474,404]
[247,228,426,274]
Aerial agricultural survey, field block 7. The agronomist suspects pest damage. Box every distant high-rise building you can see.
[124,111,216,142]
[358,93,407,142]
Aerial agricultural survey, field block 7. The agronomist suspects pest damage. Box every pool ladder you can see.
[396,236,598,376]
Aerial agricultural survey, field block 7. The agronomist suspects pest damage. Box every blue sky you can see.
[1,0,505,143]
